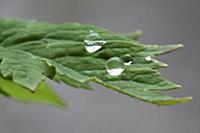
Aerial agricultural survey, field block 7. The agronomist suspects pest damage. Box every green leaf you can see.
[0,18,192,106]
[0,47,91,91]
[0,76,65,107]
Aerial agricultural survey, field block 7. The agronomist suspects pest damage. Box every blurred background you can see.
[0,0,199,133]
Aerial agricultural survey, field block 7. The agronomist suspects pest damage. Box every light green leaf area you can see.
[0,76,65,107]
[0,18,192,107]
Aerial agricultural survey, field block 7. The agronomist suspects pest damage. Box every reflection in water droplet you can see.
[122,54,133,65]
[106,57,125,76]
[84,31,106,53]
[145,56,152,62]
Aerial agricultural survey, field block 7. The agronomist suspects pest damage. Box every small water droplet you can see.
[145,56,152,62]
[106,57,125,76]
[122,54,133,65]
[84,31,106,53]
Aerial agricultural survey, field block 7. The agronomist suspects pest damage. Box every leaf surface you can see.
[0,18,192,106]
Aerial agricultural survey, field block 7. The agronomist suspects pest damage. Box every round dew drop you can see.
[122,54,133,65]
[84,31,106,53]
[145,56,152,62]
[106,57,125,76]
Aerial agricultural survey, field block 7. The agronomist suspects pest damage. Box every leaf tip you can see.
[127,30,143,40]
[176,84,182,88]
[175,44,184,49]
[160,62,168,67]
[187,96,193,100]
[159,96,193,106]
[181,96,193,103]
[178,44,184,47]
[134,30,143,35]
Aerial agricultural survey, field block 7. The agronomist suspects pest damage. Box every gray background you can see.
[0,0,199,133]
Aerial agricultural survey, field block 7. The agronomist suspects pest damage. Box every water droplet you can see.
[84,31,106,53]
[122,54,133,65]
[106,57,125,76]
[145,56,152,62]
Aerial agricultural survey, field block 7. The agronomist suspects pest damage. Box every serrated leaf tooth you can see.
[160,63,168,67]
[127,30,143,40]
[145,44,184,55]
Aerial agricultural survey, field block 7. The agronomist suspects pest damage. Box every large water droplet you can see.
[106,57,125,76]
[122,54,133,65]
[145,56,152,62]
[84,31,106,53]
